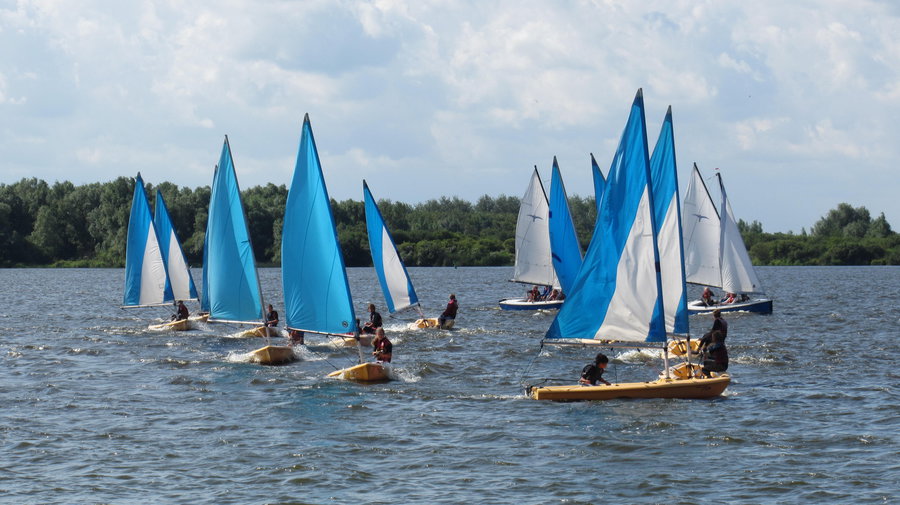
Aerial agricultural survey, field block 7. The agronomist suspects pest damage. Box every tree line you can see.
[0,177,897,267]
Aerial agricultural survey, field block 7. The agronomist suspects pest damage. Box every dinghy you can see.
[282,115,387,380]
[682,164,773,314]
[205,137,294,365]
[499,168,563,311]
[123,173,179,326]
[528,93,729,402]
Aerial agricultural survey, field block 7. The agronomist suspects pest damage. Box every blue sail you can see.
[591,153,606,215]
[364,180,419,314]
[545,89,666,344]
[548,157,583,295]
[123,173,173,307]
[649,107,689,335]
[206,139,264,323]
[200,165,217,314]
[155,190,199,302]
[282,114,356,334]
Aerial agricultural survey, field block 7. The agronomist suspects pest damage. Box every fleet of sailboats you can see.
[122,91,762,399]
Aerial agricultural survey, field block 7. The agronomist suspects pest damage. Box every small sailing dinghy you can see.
[122,173,180,328]
[205,137,294,365]
[283,115,388,381]
[499,167,563,311]
[682,164,773,314]
[528,93,729,401]
[154,189,203,328]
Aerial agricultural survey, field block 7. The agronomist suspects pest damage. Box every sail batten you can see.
[123,173,173,308]
[545,89,665,345]
[512,168,558,287]
[282,115,356,334]
[364,181,419,314]
[548,158,583,295]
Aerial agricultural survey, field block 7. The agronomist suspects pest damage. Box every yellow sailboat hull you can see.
[148,319,193,331]
[530,374,730,401]
[236,326,277,338]
[249,345,296,365]
[413,317,454,330]
[327,362,390,382]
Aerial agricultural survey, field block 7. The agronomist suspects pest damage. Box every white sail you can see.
[512,168,558,287]
[718,174,764,294]
[681,164,722,288]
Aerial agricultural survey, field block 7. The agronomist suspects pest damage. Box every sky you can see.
[2,0,899,233]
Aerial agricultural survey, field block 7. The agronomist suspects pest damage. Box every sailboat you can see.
[529,92,729,401]
[682,164,773,314]
[123,173,176,326]
[281,114,387,381]
[361,180,441,330]
[153,189,206,328]
[548,157,583,297]
[205,137,294,365]
[499,167,563,310]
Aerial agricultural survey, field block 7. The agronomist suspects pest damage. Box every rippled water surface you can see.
[1,266,898,504]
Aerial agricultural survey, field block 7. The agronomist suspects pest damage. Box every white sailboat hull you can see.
[498,297,564,311]
[687,298,773,314]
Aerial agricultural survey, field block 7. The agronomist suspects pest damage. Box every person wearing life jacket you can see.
[172,300,189,321]
[362,303,383,334]
[701,287,716,306]
[438,294,458,327]
[579,353,612,386]
[372,327,393,363]
[700,331,728,377]
[699,309,728,351]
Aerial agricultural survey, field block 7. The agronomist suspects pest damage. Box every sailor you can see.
[699,309,728,350]
[372,327,393,363]
[579,353,611,386]
[265,304,279,327]
[362,303,382,334]
[700,331,729,377]
[172,300,189,321]
[438,294,458,327]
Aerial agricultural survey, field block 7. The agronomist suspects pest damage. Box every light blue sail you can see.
[200,165,217,314]
[591,153,606,215]
[205,139,265,323]
[545,89,666,344]
[123,173,173,307]
[155,190,199,302]
[548,157,583,295]
[364,180,419,314]
[649,106,689,335]
[282,114,356,335]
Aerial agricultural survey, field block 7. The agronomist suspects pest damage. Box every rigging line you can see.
[517,340,545,388]
[297,344,344,371]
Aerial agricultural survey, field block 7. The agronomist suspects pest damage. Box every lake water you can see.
[1,266,898,504]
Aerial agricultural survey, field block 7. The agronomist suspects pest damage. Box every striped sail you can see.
[591,153,606,215]
[123,173,173,307]
[681,164,721,288]
[512,167,558,287]
[206,138,265,323]
[282,114,356,335]
[545,89,666,345]
[154,190,198,302]
[649,107,688,335]
[364,180,419,314]
[717,173,764,294]
[548,157,583,294]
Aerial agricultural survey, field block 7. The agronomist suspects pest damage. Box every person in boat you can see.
[579,353,611,386]
[172,300,189,321]
[700,330,728,377]
[556,290,565,301]
[699,309,728,350]
[372,327,392,363]
[539,285,551,300]
[526,285,540,302]
[720,292,736,304]
[701,287,716,306]
[362,303,383,334]
[289,329,304,346]
[265,304,279,327]
[438,293,458,327]
[739,293,750,302]
[548,289,560,301]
